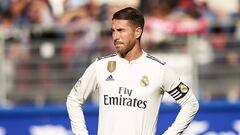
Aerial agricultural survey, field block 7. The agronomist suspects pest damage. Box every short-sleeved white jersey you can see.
[67,51,199,135]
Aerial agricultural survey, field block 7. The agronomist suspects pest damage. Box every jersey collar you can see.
[117,50,147,64]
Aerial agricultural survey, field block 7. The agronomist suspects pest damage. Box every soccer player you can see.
[66,7,199,135]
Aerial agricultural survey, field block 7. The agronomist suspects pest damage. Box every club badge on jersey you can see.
[107,61,116,73]
[140,75,149,87]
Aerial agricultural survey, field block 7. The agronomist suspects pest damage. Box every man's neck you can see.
[121,45,143,62]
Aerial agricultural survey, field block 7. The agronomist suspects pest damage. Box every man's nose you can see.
[112,32,119,40]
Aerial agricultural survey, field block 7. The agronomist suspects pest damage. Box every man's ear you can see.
[135,27,143,39]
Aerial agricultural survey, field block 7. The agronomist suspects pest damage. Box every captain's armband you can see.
[167,82,189,100]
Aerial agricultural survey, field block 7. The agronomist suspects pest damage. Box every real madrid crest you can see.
[140,75,149,87]
[107,61,116,73]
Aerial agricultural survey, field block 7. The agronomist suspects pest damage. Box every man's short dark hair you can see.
[112,7,144,29]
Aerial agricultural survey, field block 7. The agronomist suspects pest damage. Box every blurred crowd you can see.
[1,0,239,57]
[0,0,239,59]
[1,0,240,103]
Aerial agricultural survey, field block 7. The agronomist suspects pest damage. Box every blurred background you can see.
[0,0,240,135]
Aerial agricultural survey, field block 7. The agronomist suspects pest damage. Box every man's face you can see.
[111,19,137,55]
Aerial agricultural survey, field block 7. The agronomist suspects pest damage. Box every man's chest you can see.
[97,62,164,99]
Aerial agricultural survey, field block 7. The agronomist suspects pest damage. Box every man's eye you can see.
[117,29,123,32]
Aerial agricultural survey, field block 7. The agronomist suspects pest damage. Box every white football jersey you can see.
[67,51,199,135]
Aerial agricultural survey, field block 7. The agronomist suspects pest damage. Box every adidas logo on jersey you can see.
[106,75,114,81]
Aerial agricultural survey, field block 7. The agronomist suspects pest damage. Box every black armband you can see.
[167,82,189,100]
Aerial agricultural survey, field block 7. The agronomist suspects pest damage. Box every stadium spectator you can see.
[27,0,54,28]
[9,0,31,27]
[207,0,239,33]
[143,0,208,51]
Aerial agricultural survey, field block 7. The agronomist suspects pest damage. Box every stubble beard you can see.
[114,39,136,58]
[116,46,127,58]
[116,44,134,58]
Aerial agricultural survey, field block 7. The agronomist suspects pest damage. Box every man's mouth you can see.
[114,41,123,46]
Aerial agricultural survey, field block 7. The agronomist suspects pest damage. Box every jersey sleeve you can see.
[66,60,98,135]
[162,64,199,135]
